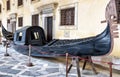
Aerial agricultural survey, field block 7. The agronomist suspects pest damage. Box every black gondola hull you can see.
[12,25,111,57]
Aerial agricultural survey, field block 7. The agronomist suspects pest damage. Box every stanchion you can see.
[108,62,113,77]
[4,41,10,56]
[66,53,69,77]
[26,44,34,67]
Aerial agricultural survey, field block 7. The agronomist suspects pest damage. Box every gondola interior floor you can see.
[0,45,119,77]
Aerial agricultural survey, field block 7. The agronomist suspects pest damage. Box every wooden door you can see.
[7,20,16,33]
[46,16,53,42]
[11,21,16,33]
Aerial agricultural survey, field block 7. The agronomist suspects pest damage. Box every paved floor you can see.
[0,45,117,77]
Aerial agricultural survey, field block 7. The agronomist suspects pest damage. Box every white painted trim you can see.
[42,13,55,38]
[59,3,78,30]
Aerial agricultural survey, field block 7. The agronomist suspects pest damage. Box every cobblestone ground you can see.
[0,45,110,77]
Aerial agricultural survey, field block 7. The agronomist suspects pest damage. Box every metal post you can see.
[4,41,10,56]
[66,53,69,77]
[26,44,33,67]
[108,62,113,77]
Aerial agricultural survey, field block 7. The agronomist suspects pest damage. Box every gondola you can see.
[15,23,114,57]
[1,25,14,40]
[1,22,116,57]
[1,0,119,58]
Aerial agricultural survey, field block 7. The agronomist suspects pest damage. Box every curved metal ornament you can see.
[105,0,119,55]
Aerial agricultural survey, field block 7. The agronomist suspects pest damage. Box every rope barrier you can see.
[71,55,120,66]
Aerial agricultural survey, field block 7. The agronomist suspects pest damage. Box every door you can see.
[46,16,53,42]
[7,21,16,33]
[11,21,16,33]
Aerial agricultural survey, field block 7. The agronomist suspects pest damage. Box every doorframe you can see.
[11,21,16,33]
[42,13,55,39]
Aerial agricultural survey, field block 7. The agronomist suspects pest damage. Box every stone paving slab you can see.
[0,45,110,77]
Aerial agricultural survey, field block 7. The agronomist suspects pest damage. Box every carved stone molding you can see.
[9,13,17,22]
[37,2,58,14]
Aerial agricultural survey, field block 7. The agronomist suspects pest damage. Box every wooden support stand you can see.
[82,56,98,74]
[66,54,97,77]
[66,53,81,77]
